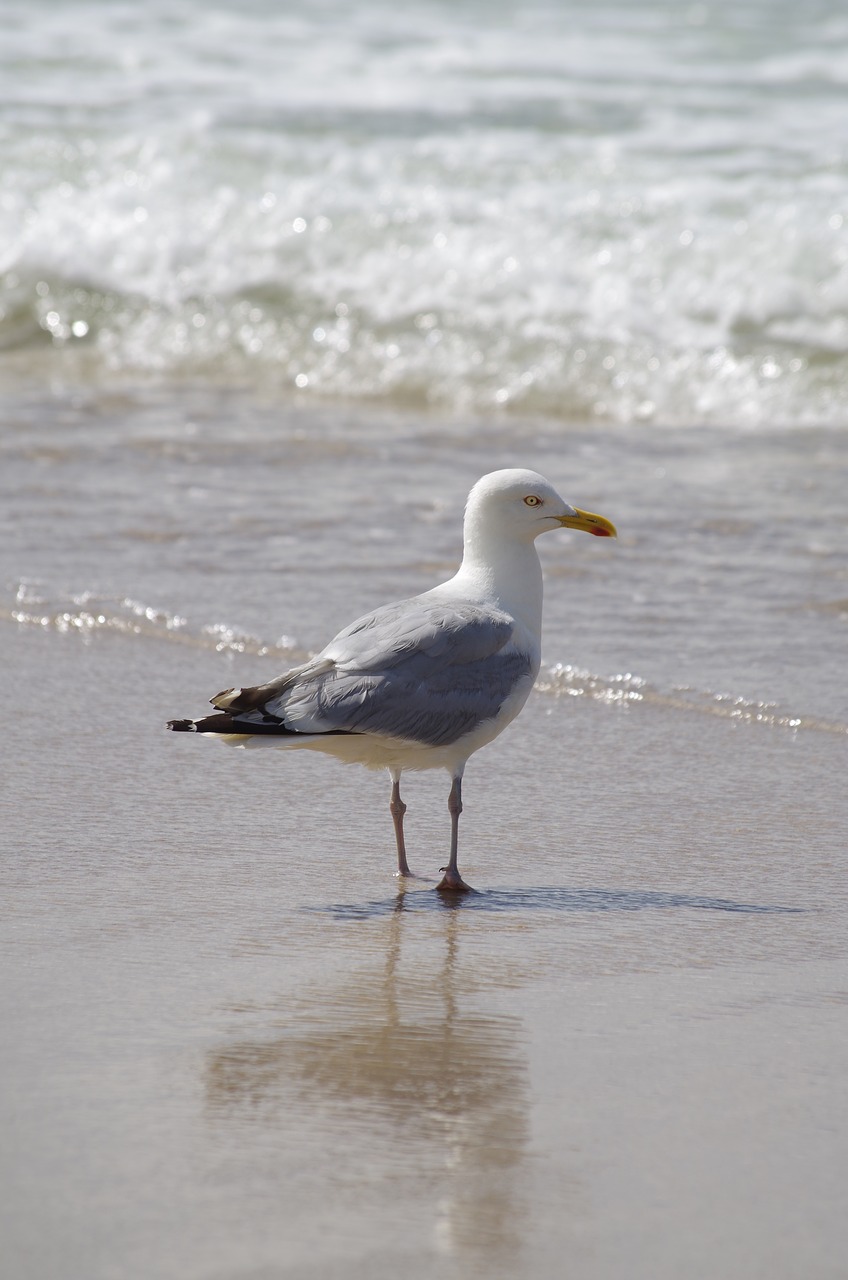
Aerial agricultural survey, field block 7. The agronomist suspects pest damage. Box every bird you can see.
[167,468,617,892]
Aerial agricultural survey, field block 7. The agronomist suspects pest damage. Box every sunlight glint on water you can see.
[1,0,847,425]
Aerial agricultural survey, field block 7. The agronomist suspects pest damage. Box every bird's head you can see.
[465,468,617,546]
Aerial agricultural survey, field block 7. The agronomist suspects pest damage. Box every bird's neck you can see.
[454,527,544,636]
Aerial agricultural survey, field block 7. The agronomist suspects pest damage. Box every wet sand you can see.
[3,618,847,1279]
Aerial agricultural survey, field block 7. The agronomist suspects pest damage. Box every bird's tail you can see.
[209,657,330,717]
[166,713,298,736]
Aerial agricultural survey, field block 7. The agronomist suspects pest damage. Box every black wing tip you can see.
[167,718,196,732]
[167,711,261,734]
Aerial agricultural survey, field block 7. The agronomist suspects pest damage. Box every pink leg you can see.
[436,774,473,893]
[390,776,412,877]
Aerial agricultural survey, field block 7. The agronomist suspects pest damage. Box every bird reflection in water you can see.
[205,884,530,1263]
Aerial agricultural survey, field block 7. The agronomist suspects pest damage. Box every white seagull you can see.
[167,469,617,891]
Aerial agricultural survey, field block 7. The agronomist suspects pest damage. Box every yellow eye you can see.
[523,495,542,507]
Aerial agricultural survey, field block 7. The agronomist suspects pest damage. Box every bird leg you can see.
[437,775,472,893]
[390,776,412,877]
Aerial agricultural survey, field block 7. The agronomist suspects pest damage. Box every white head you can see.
[463,468,617,548]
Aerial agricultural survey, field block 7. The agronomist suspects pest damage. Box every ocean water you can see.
[2,0,848,425]
[2,3,848,1279]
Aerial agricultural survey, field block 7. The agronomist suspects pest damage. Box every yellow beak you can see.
[557,507,618,538]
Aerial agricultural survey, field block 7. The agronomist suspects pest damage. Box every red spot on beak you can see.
[590,527,612,536]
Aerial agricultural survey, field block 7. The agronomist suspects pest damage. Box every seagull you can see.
[167,468,616,891]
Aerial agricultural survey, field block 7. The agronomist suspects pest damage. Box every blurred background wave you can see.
[2,0,847,426]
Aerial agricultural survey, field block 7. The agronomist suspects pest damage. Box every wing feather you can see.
[214,595,533,747]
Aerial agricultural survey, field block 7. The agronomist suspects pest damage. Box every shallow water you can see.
[3,387,847,723]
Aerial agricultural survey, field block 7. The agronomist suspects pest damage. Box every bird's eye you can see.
[523,495,542,507]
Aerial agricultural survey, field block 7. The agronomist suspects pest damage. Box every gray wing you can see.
[244,596,533,748]
[324,596,514,671]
